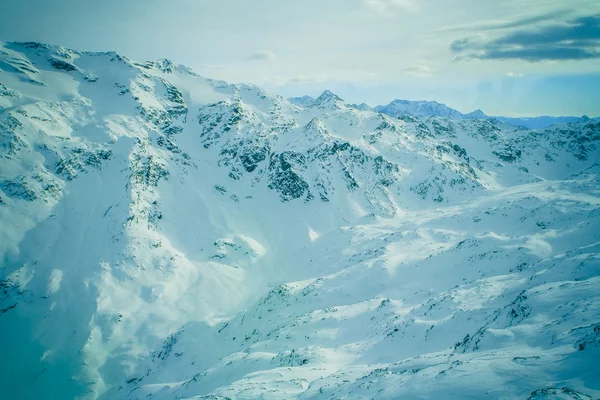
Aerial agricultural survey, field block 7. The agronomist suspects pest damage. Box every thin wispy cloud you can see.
[248,49,277,62]
[363,0,418,14]
[265,70,379,87]
[451,14,600,61]
[405,63,434,77]
[438,10,571,33]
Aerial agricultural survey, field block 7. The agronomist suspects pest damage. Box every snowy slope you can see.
[1,41,599,400]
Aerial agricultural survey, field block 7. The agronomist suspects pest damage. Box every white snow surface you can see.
[1,41,600,400]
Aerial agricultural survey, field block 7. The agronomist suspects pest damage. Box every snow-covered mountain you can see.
[492,115,595,130]
[1,41,599,400]
[373,99,467,120]
[318,98,595,130]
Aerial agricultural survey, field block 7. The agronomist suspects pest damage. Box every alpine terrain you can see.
[288,97,596,130]
[1,41,599,400]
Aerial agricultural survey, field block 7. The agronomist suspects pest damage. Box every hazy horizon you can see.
[1,0,599,117]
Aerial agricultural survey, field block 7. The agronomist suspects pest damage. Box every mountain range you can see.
[1,41,599,400]
[289,96,596,130]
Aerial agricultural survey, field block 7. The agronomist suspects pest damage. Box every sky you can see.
[1,0,599,117]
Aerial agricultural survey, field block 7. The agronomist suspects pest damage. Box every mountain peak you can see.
[154,58,175,73]
[287,95,316,107]
[287,91,344,109]
[375,98,463,119]
[315,90,342,103]
[465,109,487,118]
[350,102,372,111]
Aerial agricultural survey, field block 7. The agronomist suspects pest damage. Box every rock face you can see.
[0,41,599,400]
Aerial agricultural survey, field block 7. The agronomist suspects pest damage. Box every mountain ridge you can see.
[290,92,596,129]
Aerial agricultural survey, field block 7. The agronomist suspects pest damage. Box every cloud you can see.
[404,63,434,77]
[263,71,379,87]
[451,14,600,62]
[363,0,417,13]
[286,75,328,84]
[247,49,277,61]
[439,10,570,33]
[259,74,330,87]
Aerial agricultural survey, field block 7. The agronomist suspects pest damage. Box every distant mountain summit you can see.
[291,94,596,129]
[374,99,465,119]
[372,99,596,129]
[288,90,343,107]
[493,115,593,129]
[287,94,316,106]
